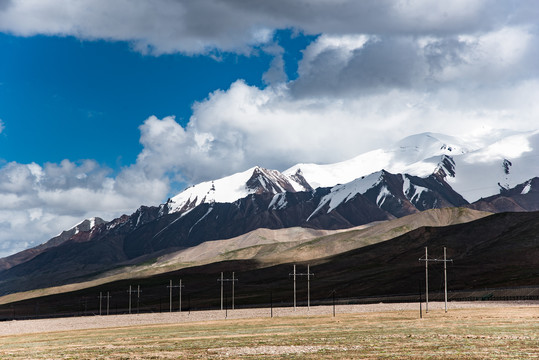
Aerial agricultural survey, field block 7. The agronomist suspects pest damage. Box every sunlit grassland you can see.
[0,306,537,359]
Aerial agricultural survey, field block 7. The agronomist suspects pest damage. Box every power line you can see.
[217,272,238,310]
[167,279,185,312]
[289,264,314,311]
[98,292,103,316]
[105,292,112,316]
[419,246,453,313]
[127,285,141,314]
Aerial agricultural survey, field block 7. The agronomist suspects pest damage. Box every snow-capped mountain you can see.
[306,169,468,221]
[167,166,312,213]
[284,132,471,188]
[285,130,539,202]
[2,130,539,296]
[166,130,539,210]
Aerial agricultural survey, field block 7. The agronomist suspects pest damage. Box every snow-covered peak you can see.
[169,129,539,214]
[168,166,311,214]
[65,217,105,235]
[394,132,471,163]
[52,217,106,242]
[284,132,473,188]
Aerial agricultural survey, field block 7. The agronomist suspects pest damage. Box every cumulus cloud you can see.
[292,26,539,97]
[130,20,539,183]
[137,77,539,184]
[0,0,275,55]
[1,0,536,55]
[0,159,169,257]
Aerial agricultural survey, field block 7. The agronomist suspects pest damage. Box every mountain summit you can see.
[167,166,312,214]
[168,130,539,209]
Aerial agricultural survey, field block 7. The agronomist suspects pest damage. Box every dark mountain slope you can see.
[0,189,391,295]
[1,210,537,319]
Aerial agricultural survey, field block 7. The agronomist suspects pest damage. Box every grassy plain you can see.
[0,305,537,359]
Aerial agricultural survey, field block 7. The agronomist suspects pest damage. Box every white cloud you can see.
[1,0,536,55]
[110,19,539,186]
[135,79,539,185]
[434,26,536,83]
[0,159,169,257]
[0,0,277,55]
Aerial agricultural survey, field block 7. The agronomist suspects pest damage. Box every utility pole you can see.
[167,279,185,312]
[292,265,296,310]
[419,246,453,313]
[168,280,173,312]
[418,281,422,319]
[289,264,314,310]
[98,292,103,316]
[137,285,141,314]
[105,292,111,315]
[444,247,449,313]
[307,265,311,310]
[231,274,235,310]
[127,285,139,314]
[180,279,184,312]
[128,285,132,314]
[331,290,336,317]
[270,291,273,318]
[220,272,223,310]
[217,272,239,310]
[425,247,429,312]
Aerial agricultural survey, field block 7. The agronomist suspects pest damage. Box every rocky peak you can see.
[246,167,298,194]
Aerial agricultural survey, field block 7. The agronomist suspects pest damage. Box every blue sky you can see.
[0,0,538,256]
[0,34,273,167]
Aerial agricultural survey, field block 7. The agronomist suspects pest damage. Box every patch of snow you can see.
[411,186,429,203]
[135,210,143,227]
[268,193,288,210]
[376,186,391,207]
[153,214,185,240]
[188,206,214,237]
[402,174,429,203]
[521,181,532,194]
[106,222,119,231]
[179,207,194,219]
[307,172,382,221]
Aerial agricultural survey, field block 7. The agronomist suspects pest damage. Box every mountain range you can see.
[1,130,538,298]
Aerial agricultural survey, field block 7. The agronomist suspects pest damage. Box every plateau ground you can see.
[0,302,537,359]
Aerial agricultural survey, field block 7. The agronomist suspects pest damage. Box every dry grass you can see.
[1,304,537,359]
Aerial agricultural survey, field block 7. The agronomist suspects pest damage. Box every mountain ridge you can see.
[0,207,492,306]
[1,130,539,297]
